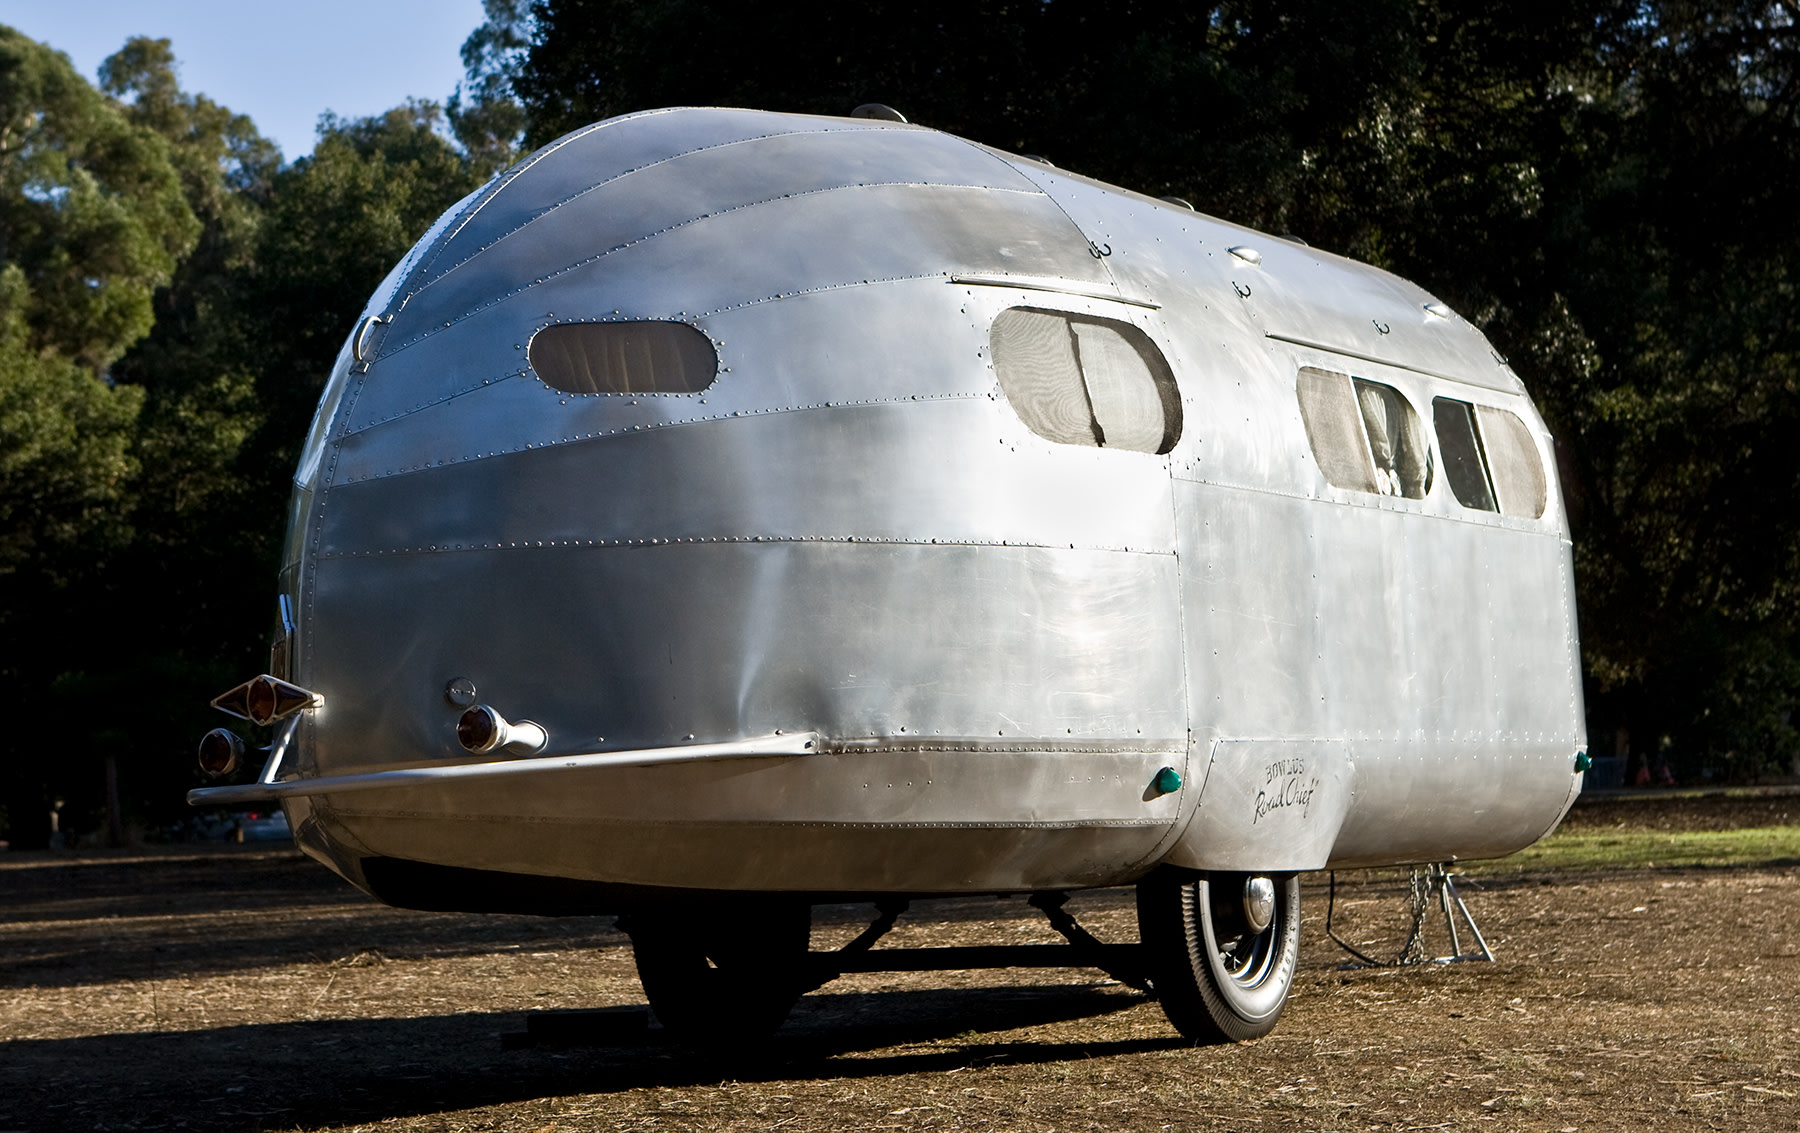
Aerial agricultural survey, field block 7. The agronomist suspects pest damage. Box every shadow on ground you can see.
[2,984,1172,1131]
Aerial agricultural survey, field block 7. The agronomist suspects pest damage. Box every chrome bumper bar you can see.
[186,731,821,806]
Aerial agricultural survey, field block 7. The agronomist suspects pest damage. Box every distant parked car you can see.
[235,811,291,842]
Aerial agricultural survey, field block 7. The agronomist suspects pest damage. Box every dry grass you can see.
[2,798,1798,1132]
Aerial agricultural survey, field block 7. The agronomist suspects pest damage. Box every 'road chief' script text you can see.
[1254,756,1320,824]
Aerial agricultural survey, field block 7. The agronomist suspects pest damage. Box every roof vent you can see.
[1424,301,1454,319]
[1228,245,1262,265]
[851,103,907,123]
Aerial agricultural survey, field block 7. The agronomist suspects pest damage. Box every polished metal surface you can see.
[454,704,547,756]
[202,107,1584,909]
[1243,876,1276,934]
[189,730,822,806]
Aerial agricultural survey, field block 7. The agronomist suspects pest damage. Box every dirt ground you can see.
[2,792,1797,1133]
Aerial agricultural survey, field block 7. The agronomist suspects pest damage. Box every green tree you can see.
[449,0,533,172]
[0,27,197,369]
[244,100,489,497]
[99,37,278,616]
[2,28,506,846]
[50,38,288,844]
[1529,2,1800,774]
[0,26,198,845]
[84,92,490,841]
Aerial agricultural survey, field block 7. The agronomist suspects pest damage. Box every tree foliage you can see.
[0,28,198,369]
[448,0,533,171]
[0,29,487,846]
[246,101,489,492]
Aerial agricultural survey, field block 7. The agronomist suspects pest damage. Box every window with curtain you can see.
[1296,367,1431,499]
[989,308,1181,454]
[529,321,718,395]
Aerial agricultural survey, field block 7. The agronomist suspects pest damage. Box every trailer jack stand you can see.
[1327,863,1496,969]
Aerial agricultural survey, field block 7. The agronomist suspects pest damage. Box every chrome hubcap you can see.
[1243,875,1277,934]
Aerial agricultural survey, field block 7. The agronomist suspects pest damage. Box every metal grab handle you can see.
[352,314,388,362]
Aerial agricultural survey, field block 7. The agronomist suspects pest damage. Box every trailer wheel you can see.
[1136,868,1300,1043]
[622,899,811,1041]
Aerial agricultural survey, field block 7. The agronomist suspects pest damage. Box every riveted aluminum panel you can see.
[1324,740,1581,867]
[993,156,1241,306]
[1176,479,1580,739]
[385,172,1051,342]
[1168,740,1357,872]
[401,111,1008,295]
[321,405,1178,559]
[1171,473,1583,866]
[1002,158,1521,394]
[1242,245,1521,394]
[303,541,1186,770]
[402,125,1044,318]
[334,277,996,470]
[312,802,1179,893]
[316,746,1182,829]
[344,184,1104,433]
[281,751,1185,896]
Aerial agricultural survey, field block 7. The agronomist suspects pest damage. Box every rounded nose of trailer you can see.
[285,107,1189,776]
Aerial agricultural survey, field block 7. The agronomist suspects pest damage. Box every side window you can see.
[529,321,718,394]
[990,308,1181,454]
[1432,398,1546,519]
[1355,379,1433,498]
[1295,367,1431,499]
[1433,398,1496,511]
[1477,405,1548,519]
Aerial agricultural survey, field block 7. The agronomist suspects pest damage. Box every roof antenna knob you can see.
[851,103,908,123]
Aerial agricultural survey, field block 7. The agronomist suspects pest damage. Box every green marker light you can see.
[1152,766,1182,796]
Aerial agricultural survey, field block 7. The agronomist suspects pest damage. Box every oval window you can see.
[989,308,1181,454]
[529,321,718,395]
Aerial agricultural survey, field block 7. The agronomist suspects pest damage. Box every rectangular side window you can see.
[1298,368,1432,499]
[1353,379,1432,499]
[1296,368,1378,493]
[1476,406,1548,519]
[1433,397,1498,512]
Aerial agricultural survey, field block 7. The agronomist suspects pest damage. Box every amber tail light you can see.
[212,674,323,726]
[198,729,246,777]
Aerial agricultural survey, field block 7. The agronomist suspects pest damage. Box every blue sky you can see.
[0,0,488,161]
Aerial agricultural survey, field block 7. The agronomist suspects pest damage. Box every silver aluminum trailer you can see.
[192,107,1586,1044]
